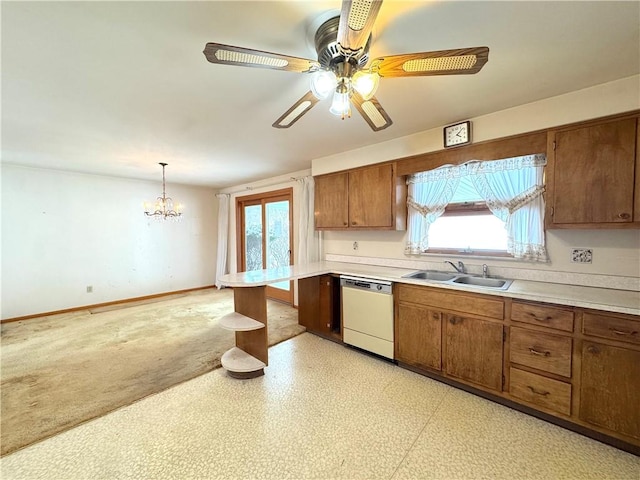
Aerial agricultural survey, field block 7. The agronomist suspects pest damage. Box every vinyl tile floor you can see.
[1,333,638,480]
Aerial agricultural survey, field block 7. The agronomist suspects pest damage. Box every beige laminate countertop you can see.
[219,261,640,316]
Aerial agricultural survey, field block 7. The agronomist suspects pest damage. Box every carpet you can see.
[0,288,305,456]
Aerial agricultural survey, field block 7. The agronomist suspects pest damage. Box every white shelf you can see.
[218,312,265,331]
[221,347,266,373]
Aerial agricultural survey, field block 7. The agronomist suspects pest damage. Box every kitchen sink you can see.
[452,276,513,290]
[402,270,458,282]
[402,270,513,290]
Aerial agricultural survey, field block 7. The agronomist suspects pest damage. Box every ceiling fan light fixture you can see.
[310,70,338,99]
[329,85,351,118]
[352,71,379,100]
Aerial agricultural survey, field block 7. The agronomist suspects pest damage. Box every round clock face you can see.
[445,122,470,147]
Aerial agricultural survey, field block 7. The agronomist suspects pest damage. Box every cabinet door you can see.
[552,118,636,224]
[580,341,640,440]
[348,164,393,228]
[298,275,335,337]
[396,304,442,371]
[314,172,348,229]
[445,314,503,392]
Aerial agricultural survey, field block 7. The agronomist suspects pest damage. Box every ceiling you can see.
[2,1,639,189]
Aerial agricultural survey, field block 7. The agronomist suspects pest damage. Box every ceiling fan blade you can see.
[351,91,392,131]
[272,91,320,129]
[337,0,383,57]
[371,47,490,78]
[203,43,321,73]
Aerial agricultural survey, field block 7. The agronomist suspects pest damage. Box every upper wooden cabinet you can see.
[314,163,406,230]
[546,116,640,228]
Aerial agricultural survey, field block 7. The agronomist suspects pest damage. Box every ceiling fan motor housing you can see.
[314,16,370,71]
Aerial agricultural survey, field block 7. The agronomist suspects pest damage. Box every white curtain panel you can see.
[405,167,461,254]
[297,176,320,265]
[470,154,548,262]
[214,193,230,289]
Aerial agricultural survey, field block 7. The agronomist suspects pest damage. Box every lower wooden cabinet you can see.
[395,284,505,392]
[396,304,442,371]
[445,314,503,392]
[298,275,341,340]
[393,288,639,454]
[579,341,640,440]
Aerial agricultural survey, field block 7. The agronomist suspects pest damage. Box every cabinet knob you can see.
[586,345,600,355]
[617,212,630,219]
[449,316,462,325]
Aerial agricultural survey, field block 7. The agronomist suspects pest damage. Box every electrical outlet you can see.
[86,286,93,293]
[571,248,593,264]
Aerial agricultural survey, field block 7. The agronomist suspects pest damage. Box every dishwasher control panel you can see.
[340,275,392,294]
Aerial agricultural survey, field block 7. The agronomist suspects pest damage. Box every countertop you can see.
[219,261,640,316]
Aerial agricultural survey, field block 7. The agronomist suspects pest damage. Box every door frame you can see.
[236,188,294,304]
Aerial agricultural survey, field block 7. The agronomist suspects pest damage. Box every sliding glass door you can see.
[237,188,293,304]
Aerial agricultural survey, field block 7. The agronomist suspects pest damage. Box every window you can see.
[405,154,548,262]
[427,175,508,254]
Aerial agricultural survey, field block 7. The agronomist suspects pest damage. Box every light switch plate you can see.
[571,248,593,263]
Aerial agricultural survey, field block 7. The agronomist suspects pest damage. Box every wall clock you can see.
[444,120,472,148]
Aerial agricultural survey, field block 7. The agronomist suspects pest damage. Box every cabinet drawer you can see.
[511,301,574,332]
[396,285,504,319]
[509,368,571,416]
[582,312,640,345]
[510,327,572,377]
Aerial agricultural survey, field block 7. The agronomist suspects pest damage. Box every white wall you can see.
[312,76,640,279]
[1,165,217,319]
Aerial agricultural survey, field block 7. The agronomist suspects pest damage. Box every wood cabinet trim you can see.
[397,284,504,320]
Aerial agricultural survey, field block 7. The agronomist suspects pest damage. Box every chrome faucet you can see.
[482,264,489,278]
[444,260,466,274]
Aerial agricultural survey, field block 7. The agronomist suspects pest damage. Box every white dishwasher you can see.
[340,275,394,359]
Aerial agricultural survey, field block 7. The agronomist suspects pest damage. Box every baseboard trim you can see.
[1,285,217,324]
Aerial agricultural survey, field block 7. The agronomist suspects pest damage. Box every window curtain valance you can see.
[405,154,549,262]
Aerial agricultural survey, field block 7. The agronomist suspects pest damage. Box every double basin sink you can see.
[402,270,513,290]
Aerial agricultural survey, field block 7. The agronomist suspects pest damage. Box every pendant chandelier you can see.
[144,162,182,220]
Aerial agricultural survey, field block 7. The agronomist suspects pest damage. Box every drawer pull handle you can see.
[529,347,551,357]
[609,327,637,336]
[528,313,552,322]
[527,385,550,396]
[618,212,631,219]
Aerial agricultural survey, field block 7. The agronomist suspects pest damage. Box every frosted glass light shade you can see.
[310,71,338,99]
[329,90,350,116]
[352,71,379,100]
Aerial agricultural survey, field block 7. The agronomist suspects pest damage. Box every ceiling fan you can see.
[203,0,489,132]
